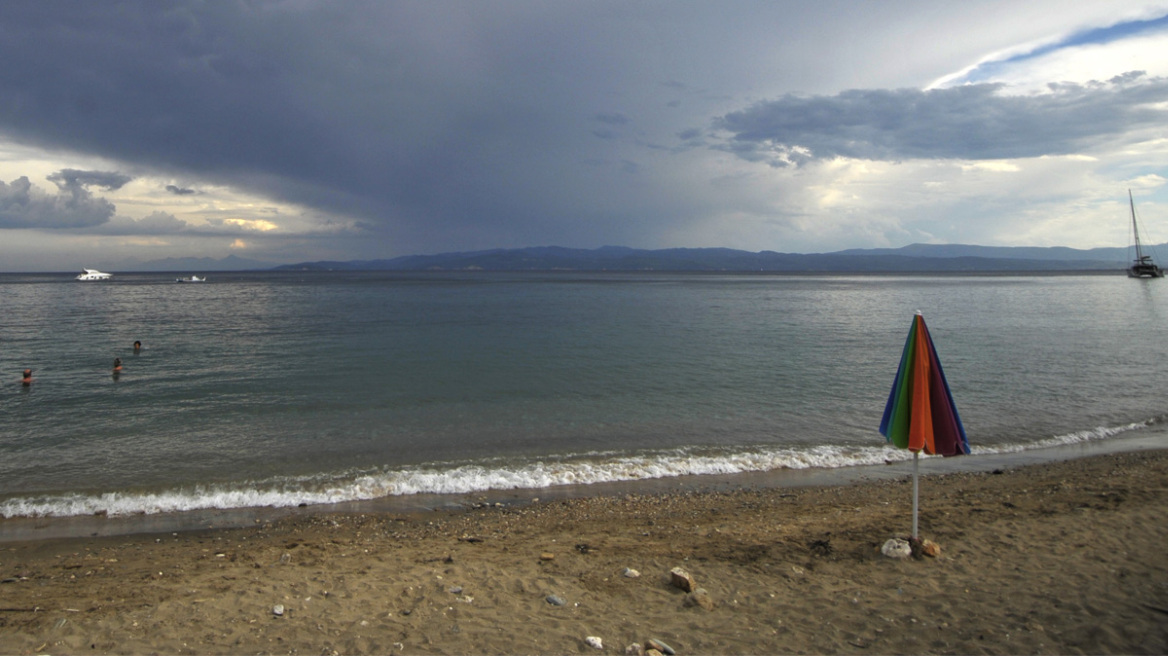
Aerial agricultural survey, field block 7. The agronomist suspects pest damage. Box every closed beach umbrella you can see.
[879,312,970,538]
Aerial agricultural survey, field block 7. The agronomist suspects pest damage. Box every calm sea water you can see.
[2,271,1166,518]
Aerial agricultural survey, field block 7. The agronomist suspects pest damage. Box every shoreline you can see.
[2,448,1167,654]
[3,428,1167,544]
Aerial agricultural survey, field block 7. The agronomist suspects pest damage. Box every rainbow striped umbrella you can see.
[879,312,969,538]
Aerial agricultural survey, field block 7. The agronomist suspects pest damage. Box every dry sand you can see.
[2,450,1167,655]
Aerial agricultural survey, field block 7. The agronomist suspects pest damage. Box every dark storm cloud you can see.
[0,2,582,240]
[166,184,197,195]
[594,113,630,126]
[0,173,118,229]
[1,1,1164,256]
[98,211,191,235]
[47,169,132,191]
[591,113,631,140]
[0,1,748,249]
[713,73,1168,165]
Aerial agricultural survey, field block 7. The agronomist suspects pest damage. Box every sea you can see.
[3,271,1168,535]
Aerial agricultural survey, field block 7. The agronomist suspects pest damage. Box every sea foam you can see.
[0,419,1151,518]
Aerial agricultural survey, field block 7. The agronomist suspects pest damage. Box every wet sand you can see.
[2,449,1167,655]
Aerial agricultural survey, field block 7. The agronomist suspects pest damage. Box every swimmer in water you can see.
[22,369,33,386]
[133,340,141,352]
[113,358,123,374]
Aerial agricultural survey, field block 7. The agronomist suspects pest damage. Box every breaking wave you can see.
[970,420,1154,455]
[0,419,1154,518]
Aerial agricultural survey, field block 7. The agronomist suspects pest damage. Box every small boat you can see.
[175,275,206,283]
[75,268,113,281]
[1127,190,1163,278]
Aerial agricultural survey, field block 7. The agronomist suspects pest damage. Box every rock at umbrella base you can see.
[881,538,912,559]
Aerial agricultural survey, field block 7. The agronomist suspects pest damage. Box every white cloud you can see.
[217,218,279,232]
[100,211,191,235]
[0,173,118,229]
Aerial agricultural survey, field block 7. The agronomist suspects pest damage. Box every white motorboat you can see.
[175,275,206,283]
[75,268,113,281]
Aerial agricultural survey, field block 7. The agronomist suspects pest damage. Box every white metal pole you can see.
[912,452,920,539]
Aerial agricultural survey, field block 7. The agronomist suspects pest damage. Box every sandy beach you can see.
[2,449,1167,655]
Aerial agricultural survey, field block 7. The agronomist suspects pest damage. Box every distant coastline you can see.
[20,242,1159,274]
[271,243,1144,273]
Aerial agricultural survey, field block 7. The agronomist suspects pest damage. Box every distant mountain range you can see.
[116,254,274,272]
[272,243,1157,273]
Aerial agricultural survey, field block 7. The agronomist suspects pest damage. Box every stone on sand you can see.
[669,566,697,592]
[646,638,676,655]
[881,538,912,559]
[684,587,716,611]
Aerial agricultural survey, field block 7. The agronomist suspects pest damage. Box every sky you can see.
[2,1,1168,271]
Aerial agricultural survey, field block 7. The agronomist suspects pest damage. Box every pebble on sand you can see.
[585,636,604,650]
[670,567,697,592]
[646,638,676,655]
[881,538,912,559]
[685,587,716,611]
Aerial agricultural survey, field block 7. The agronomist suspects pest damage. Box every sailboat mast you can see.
[1131,189,1145,262]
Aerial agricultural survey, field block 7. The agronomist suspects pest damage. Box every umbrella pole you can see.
[912,452,919,540]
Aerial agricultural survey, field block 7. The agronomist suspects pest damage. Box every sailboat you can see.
[1127,189,1163,279]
